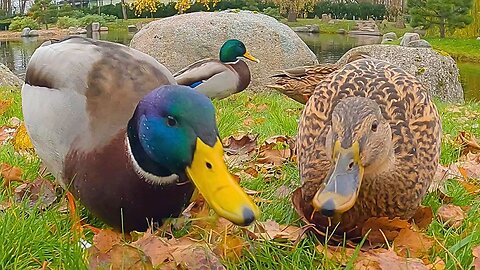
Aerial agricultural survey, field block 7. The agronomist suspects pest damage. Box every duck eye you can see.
[371,121,378,132]
[166,116,177,127]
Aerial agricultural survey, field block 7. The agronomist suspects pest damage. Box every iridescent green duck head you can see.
[219,39,260,64]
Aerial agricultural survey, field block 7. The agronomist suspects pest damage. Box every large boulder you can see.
[0,63,23,88]
[337,45,464,103]
[130,10,318,90]
[400,33,420,46]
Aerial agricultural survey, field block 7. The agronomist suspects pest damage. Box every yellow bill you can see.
[243,51,260,63]
[186,138,260,226]
[312,141,364,217]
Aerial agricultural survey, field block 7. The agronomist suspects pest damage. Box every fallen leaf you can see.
[455,131,480,155]
[0,126,16,144]
[274,185,292,199]
[316,243,357,266]
[362,217,410,243]
[1,163,23,185]
[243,166,259,178]
[213,234,245,262]
[0,200,11,211]
[88,243,153,270]
[243,117,254,127]
[13,122,33,151]
[393,227,434,258]
[223,134,258,155]
[254,220,306,242]
[355,249,428,270]
[93,229,123,253]
[13,178,56,209]
[426,257,446,270]
[169,239,226,270]
[256,104,269,112]
[257,135,296,166]
[473,246,480,270]
[0,99,12,116]
[436,204,465,228]
[411,206,434,230]
[132,232,171,266]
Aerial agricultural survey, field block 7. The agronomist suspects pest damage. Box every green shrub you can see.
[263,7,282,20]
[8,16,39,31]
[71,10,86,19]
[101,13,117,22]
[56,16,80,29]
[79,14,106,26]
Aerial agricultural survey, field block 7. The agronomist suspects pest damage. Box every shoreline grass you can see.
[1,88,480,269]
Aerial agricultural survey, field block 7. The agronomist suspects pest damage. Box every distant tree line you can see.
[311,1,387,20]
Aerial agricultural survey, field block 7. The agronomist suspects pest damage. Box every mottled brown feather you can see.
[296,58,441,239]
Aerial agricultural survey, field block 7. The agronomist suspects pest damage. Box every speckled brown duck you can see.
[293,57,441,240]
[21,36,259,232]
[267,52,371,104]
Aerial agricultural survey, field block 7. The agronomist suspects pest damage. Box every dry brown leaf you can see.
[393,228,434,258]
[88,244,153,270]
[455,131,480,155]
[355,249,428,270]
[13,122,33,151]
[436,204,465,228]
[411,206,434,230]
[426,257,446,270]
[93,229,123,253]
[244,166,259,178]
[362,217,410,243]
[256,104,269,112]
[132,232,171,266]
[0,200,11,211]
[0,126,16,145]
[14,178,56,209]
[169,239,226,270]
[243,117,254,127]
[223,134,257,155]
[274,185,292,199]
[1,163,23,185]
[0,99,12,116]
[254,220,305,242]
[473,246,480,270]
[316,243,357,266]
[213,234,245,262]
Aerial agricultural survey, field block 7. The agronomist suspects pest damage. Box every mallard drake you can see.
[267,52,370,104]
[294,57,441,240]
[21,36,259,232]
[174,39,259,99]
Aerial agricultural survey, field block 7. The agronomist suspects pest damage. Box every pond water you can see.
[0,31,478,101]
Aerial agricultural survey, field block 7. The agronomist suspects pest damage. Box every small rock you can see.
[28,30,39,37]
[292,25,319,33]
[99,26,108,32]
[477,37,480,40]
[0,63,23,87]
[337,28,346,34]
[77,28,87,34]
[407,39,431,48]
[400,32,420,46]
[127,24,138,32]
[20,27,30,37]
[413,28,426,37]
[321,13,331,22]
[91,22,100,32]
[382,32,397,41]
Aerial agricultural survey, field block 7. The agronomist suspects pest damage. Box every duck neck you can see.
[126,121,181,185]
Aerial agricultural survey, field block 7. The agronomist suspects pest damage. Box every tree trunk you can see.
[287,8,297,22]
[439,17,446,38]
[121,0,128,20]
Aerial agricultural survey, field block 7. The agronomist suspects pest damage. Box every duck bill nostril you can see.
[312,141,364,215]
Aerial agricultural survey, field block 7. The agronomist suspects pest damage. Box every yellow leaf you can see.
[13,122,33,151]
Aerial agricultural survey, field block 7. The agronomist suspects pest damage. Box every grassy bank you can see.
[1,87,480,269]
[426,38,480,63]
[105,18,156,32]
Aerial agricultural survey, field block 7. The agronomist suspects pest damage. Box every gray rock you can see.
[128,25,138,32]
[381,38,393,44]
[400,32,420,46]
[91,22,100,32]
[0,63,23,88]
[99,26,109,32]
[130,10,318,91]
[382,32,397,41]
[77,28,87,34]
[477,37,480,40]
[337,45,464,103]
[20,27,31,37]
[337,28,346,34]
[321,14,331,22]
[28,30,39,36]
[413,28,426,36]
[292,24,319,33]
[407,39,431,48]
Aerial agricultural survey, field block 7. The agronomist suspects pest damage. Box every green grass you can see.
[1,87,480,269]
[105,18,156,32]
[425,38,480,63]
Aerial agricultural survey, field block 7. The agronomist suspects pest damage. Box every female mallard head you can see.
[219,39,259,64]
[313,97,394,217]
[127,85,259,226]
